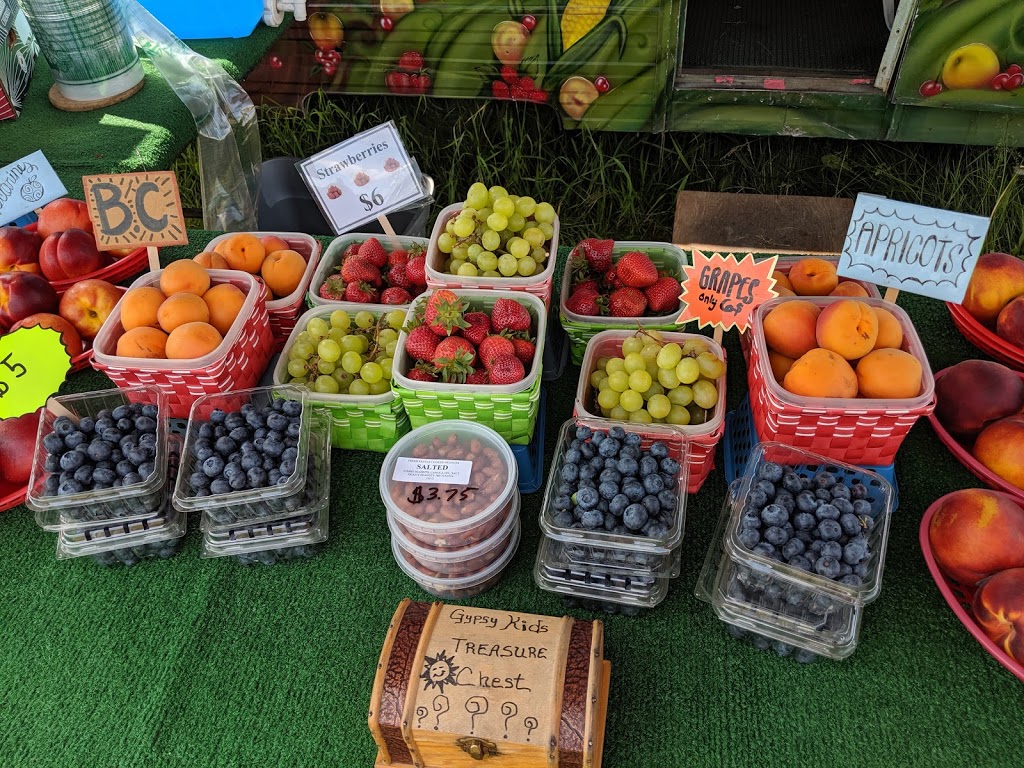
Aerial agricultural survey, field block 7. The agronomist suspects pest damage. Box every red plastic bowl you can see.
[919,493,1024,683]
[927,366,1024,505]
[23,223,149,296]
[947,302,1024,371]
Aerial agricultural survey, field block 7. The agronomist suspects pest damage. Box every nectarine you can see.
[58,279,120,340]
[855,348,922,399]
[36,198,92,239]
[996,295,1024,349]
[973,415,1024,490]
[961,252,1024,327]
[928,489,1024,586]
[816,300,878,360]
[973,567,1024,664]
[0,226,42,274]
[783,348,858,398]
[934,360,1024,439]
[0,409,41,485]
[0,271,58,331]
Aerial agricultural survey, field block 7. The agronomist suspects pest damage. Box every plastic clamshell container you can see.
[172,386,313,519]
[306,233,429,309]
[272,304,410,453]
[56,501,187,564]
[424,203,560,305]
[390,489,520,578]
[539,418,689,559]
[574,329,726,493]
[379,421,519,549]
[544,535,683,580]
[201,502,330,561]
[392,519,521,599]
[27,387,170,523]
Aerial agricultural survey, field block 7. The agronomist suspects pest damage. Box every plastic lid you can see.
[391,518,520,592]
[379,421,518,538]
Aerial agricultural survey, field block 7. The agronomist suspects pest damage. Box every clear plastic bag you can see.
[123,0,262,232]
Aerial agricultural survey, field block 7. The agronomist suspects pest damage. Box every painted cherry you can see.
[269,55,283,70]
[521,15,537,31]
[919,80,943,97]
[1008,73,1024,90]
[992,72,1011,90]
[323,63,337,77]
[380,16,394,31]
[1008,64,1023,76]
[325,49,341,64]
[314,49,326,63]
[594,76,610,93]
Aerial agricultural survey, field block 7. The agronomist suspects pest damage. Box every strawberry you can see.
[459,311,491,346]
[406,365,438,382]
[424,289,469,336]
[318,274,346,300]
[343,242,361,259]
[478,335,516,369]
[465,368,489,385]
[608,287,647,317]
[603,267,620,289]
[406,254,427,286]
[566,291,604,316]
[405,326,439,361]
[512,338,536,366]
[432,336,477,383]
[341,257,382,287]
[490,298,531,333]
[573,279,600,296]
[572,238,614,274]
[616,251,658,288]
[644,276,681,314]
[344,281,378,304]
[387,249,409,267]
[488,354,525,385]
[397,51,424,73]
[358,237,388,268]
[387,263,411,289]
[381,287,411,305]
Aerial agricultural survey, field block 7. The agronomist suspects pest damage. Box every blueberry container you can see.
[56,500,187,566]
[172,386,316,521]
[27,387,170,523]
[200,497,330,563]
[543,536,683,579]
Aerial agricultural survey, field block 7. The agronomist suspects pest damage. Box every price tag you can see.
[0,151,67,226]
[82,171,188,252]
[677,250,780,336]
[838,194,990,303]
[406,486,480,505]
[394,457,473,485]
[0,327,71,419]
[296,121,428,234]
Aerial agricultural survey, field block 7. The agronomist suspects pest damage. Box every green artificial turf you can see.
[0,24,286,196]
[0,234,1022,767]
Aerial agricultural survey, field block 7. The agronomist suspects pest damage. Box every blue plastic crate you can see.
[512,390,546,494]
[723,397,899,510]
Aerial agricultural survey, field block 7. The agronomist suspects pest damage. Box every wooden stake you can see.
[377,214,402,250]
[147,246,160,273]
[883,286,899,303]
[713,326,724,346]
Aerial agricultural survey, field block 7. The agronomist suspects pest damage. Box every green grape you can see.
[340,334,362,353]
[378,328,398,345]
[607,371,630,392]
[643,382,665,399]
[657,343,683,370]
[498,254,518,277]
[647,394,672,419]
[461,206,478,219]
[617,338,641,357]
[295,331,313,346]
[666,405,691,425]
[658,367,680,389]
[687,405,709,426]
[332,370,355,387]
[676,357,700,384]
[452,243,470,261]
[508,238,530,259]
[467,243,483,259]
[619,389,644,412]
[482,229,501,251]
[457,262,479,277]
[692,379,719,409]
[355,311,374,329]
[287,358,308,378]
[627,408,652,424]
[328,327,346,344]
[645,361,660,380]
[314,375,339,394]
[605,357,626,375]
[597,388,620,409]
[466,251,479,265]
[517,257,537,277]
[361,362,384,384]
[487,212,508,232]
[668,385,694,407]
[516,197,537,217]
[697,352,726,380]
[449,259,467,274]
[438,232,456,254]
[507,213,526,232]
[523,227,545,248]
[681,338,710,357]
[488,185,509,202]
[537,222,555,240]
[598,377,612,391]
[289,377,306,386]
[477,252,498,272]
[306,317,329,340]
[596,356,611,369]
[623,352,645,374]
[492,196,515,217]
[330,309,351,330]
[534,202,556,224]
[356,336,369,354]
[379,357,394,380]
[609,405,629,421]
[531,247,547,262]
[317,358,336,375]
[476,208,493,224]
[646,329,664,343]
[385,340,398,356]
[291,341,314,360]
[341,351,363,374]
[369,380,391,395]
[453,216,476,238]
[318,339,342,363]
[482,270,501,278]
[628,370,652,393]
[590,369,608,388]
[466,182,489,209]
[349,379,371,396]
[640,344,661,364]
[387,310,406,329]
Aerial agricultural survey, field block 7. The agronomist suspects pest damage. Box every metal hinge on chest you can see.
[455,736,500,760]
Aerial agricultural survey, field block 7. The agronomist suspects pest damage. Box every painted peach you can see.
[215,233,265,274]
[165,321,223,359]
[160,260,210,297]
[873,306,904,349]
[157,292,210,333]
[783,348,858,398]
[816,300,878,360]
[120,287,165,331]
[116,326,168,359]
[202,283,246,336]
[855,348,922,399]
[788,258,838,296]
[762,301,819,359]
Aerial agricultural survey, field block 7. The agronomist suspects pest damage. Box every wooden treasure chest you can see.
[369,599,611,768]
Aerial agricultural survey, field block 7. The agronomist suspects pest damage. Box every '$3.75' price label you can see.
[0,326,72,419]
[407,486,480,505]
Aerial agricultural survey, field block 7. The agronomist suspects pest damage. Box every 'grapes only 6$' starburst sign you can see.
[677,251,780,333]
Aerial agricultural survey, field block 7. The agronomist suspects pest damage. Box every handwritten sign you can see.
[677,251,779,333]
[82,172,188,251]
[0,151,67,226]
[296,121,428,234]
[838,194,990,303]
[0,326,71,419]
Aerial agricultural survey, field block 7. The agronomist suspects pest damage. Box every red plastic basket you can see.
[204,231,321,352]
[747,296,936,465]
[90,270,273,419]
[24,223,149,294]
[919,494,1024,683]
[927,367,1024,504]
[0,483,26,513]
[947,302,1024,371]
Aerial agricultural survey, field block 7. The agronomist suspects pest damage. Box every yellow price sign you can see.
[0,326,72,420]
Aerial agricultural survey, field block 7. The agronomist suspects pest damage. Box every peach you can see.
[120,287,166,331]
[934,360,1024,439]
[816,300,878,360]
[873,306,903,349]
[855,349,922,399]
[768,350,796,383]
[116,326,168,359]
[36,198,92,239]
[261,249,306,298]
[193,251,229,270]
[165,321,223,359]
[39,229,104,281]
[215,233,265,274]
[973,415,1024,490]
[772,271,794,292]
[10,312,83,357]
[961,252,1024,327]
[928,488,1024,586]
[160,259,210,297]
[783,348,858,398]
[0,226,42,274]
[58,279,121,340]
[260,235,290,254]
[762,301,819,359]
[202,283,246,336]
[788,258,838,296]
[973,567,1024,664]
[157,293,210,333]
[0,271,58,331]
[996,295,1024,349]
[830,281,869,298]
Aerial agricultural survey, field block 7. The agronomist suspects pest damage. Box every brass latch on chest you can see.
[455,736,500,760]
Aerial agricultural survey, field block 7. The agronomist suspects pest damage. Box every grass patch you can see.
[173,93,1024,253]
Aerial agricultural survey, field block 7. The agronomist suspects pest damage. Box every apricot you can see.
[157,292,210,334]
[165,321,223,360]
[783,348,858,398]
[215,233,266,274]
[789,258,839,296]
[116,327,168,359]
[260,235,290,254]
[120,287,166,331]
[772,271,794,293]
[830,281,869,298]
[160,259,211,297]
[856,349,922,399]
[816,300,878,360]
[762,301,819,359]
[768,350,796,383]
[202,283,247,336]
[193,251,229,269]
[873,306,903,349]
[775,286,796,298]
[261,249,306,298]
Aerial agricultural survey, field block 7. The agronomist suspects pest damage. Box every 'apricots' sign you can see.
[82,171,188,251]
[677,250,779,333]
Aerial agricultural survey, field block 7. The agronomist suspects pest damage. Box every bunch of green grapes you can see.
[437,182,556,279]
[285,308,406,395]
[590,331,726,426]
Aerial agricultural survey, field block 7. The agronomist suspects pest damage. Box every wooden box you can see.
[369,600,611,768]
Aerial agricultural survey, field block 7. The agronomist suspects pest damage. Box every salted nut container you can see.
[369,599,611,768]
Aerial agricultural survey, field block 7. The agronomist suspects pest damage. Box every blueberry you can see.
[246,467,268,488]
[268,470,282,485]
[71,463,94,484]
[738,528,761,549]
[201,455,225,478]
[195,446,214,463]
[553,511,574,528]
[752,542,777,559]
[265,438,287,459]
[579,464,598,482]
[579,442,595,459]
[59,451,85,472]
[564,448,581,466]
[747,488,769,510]
[189,471,210,489]
[574,486,599,509]
[808,539,825,555]
[816,503,840,521]
[659,457,680,476]
[854,562,870,579]
[760,503,788,527]
[740,511,762,530]
[821,541,843,560]
[557,482,573,496]
[64,431,87,450]
[198,423,215,441]
[764,526,789,547]
[646,522,669,538]
[597,481,619,501]
[589,455,605,471]
[817,519,843,541]
[561,462,579,485]
[604,513,619,531]
[245,412,266,431]
[43,475,60,495]
[814,471,836,489]
[832,498,854,515]
[852,499,873,517]
[554,494,571,512]
[225,426,248,444]
[840,574,863,587]
[814,556,841,580]
[758,462,784,483]
[642,495,660,516]
[210,478,231,494]
[617,457,638,476]
[228,452,242,464]
[620,445,641,461]
[44,454,60,473]
[622,480,645,502]
[608,426,625,440]
[648,442,668,459]
[781,537,806,560]
[581,510,603,530]
[281,447,298,463]
[774,491,795,513]
[43,432,65,454]
[642,473,665,495]
[598,438,620,458]
[58,479,84,495]
[279,459,296,477]
[754,480,776,499]
[839,563,853,577]
[575,425,593,440]
[849,483,869,500]
[100,427,123,445]
[830,483,851,501]
[781,472,803,495]
[639,456,659,476]
[53,417,76,437]
[254,428,268,441]
[133,416,156,434]
[82,440,109,463]
[599,468,622,486]
[843,538,869,565]
[268,411,291,431]
[214,436,236,456]
[658,489,677,511]
[127,447,148,466]
[122,472,142,486]
[138,461,155,479]
[815,488,832,501]
[116,418,133,433]
[839,513,862,537]
[790,493,816,516]
[623,503,648,531]
[788,555,812,572]
[111,405,131,421]
[609,494,629,516]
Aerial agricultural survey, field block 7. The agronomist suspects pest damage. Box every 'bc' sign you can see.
[82,172,188,251]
